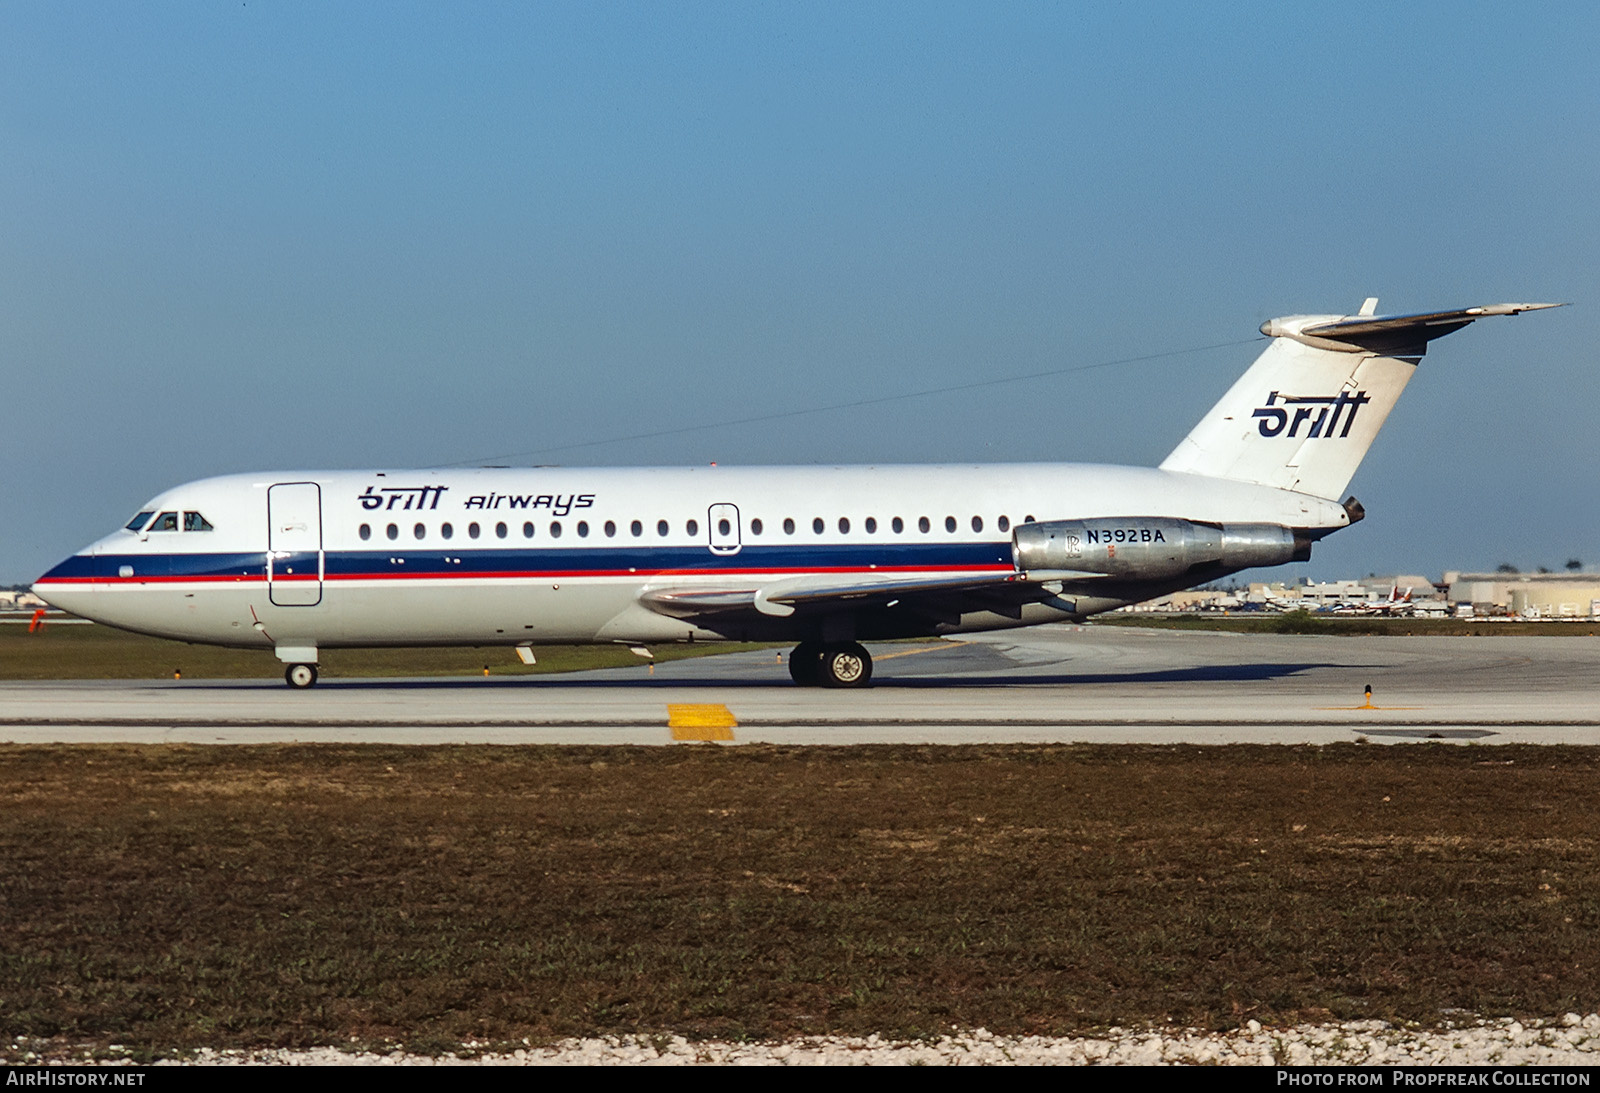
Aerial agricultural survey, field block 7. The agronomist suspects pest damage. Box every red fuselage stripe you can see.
[35,564,1014,586]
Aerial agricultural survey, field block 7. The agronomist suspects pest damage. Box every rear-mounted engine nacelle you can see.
[1012,518,1309,580]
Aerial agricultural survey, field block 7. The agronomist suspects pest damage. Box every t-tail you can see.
[1160,300,1563,501]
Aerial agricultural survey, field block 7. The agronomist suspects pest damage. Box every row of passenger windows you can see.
[357,514,1035,543]
[126,510,214,532]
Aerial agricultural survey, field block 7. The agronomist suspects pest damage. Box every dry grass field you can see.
[2,743,1596,1057]
[0,618,748,680]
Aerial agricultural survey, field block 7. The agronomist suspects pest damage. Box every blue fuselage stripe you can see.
[40,542,1015,582]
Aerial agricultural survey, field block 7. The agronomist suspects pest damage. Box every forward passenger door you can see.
[267,482,324,606]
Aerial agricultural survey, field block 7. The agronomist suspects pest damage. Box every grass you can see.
[2,743,1598,1057]
[0,619,756,680]
[1097,611,1600,637]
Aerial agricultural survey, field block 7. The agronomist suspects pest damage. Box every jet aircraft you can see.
[1330,585,1414,616]
[33,301,1559,688]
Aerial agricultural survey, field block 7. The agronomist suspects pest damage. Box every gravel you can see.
[13,1015,1600,1066]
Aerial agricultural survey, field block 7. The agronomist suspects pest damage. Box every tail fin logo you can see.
[1251,390,1372,439]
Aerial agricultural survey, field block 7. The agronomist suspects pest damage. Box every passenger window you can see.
[125,511,155,532]
[496,522,508,539]
[812,518,824,534]
[604,520,616,538]
[783,518,795,535]
[998,516,1010,532]
[657,520,669,537]
[971,516,983,533]
[945,516,957,533]
[150,512,179,532]
[386,524,399,541]
[750,518,763,535]
[865,517,877,534]
[718,518,731,535]
[442,522,454,540]
[577,521,590,537]
[631,520,643,537]
[892,517,904,534]
[838,517,850,533]
[918,516,930,533]
[359,524,372,541]
[523,522,535,539]
[550,521,563,538]
[686,519,698,536]
[414,523,426,540]
[1024,514,1035,523]
[468,522,481,539]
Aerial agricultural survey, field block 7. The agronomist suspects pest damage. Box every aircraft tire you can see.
[817,643,872,688]
[788,642,822,686]
[285,663,318,689]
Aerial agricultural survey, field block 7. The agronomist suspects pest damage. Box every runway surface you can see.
[4,625,1597,745]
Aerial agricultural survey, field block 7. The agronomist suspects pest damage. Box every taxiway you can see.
[2,626,1596,745]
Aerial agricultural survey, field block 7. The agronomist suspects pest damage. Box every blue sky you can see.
[4,2,1595,584]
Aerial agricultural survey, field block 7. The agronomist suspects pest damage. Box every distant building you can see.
[1101,571,1599,618]
[1442,572,1600,618]
[1298,579,1367,604]
[1357,575,1441,601]
[1121,589,1232,612]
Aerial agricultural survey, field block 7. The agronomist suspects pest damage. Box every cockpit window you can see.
[149,511,180,532]
[125,511,155,532]
[183,512,214,532]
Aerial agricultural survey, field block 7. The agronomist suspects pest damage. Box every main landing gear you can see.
[285,663,318,689]
[788,641,873,688]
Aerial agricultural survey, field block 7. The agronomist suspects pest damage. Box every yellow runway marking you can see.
[1319,687,1421,711]
[668,704,737,741]
[1319,705,1425,711]
[874,640,971,661]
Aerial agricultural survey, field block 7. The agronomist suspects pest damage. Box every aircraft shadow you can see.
[195,660,1363,691]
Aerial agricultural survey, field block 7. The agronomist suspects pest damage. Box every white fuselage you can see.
[33,463,1349,653]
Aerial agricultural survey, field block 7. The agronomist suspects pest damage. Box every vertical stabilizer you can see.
[1159,302,1561,501]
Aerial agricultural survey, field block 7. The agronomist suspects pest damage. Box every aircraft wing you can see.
[638,569,1091,622]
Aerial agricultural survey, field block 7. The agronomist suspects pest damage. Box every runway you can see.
[2,625,1597,745]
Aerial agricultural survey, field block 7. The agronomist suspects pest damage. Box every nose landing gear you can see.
[789,641,873,688]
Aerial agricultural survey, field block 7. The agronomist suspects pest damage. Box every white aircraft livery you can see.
[34,301,1559,688]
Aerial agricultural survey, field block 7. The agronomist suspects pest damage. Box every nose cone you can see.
[31,552,99,616]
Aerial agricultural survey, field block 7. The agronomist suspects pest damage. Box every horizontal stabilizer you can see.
[1262,302,1563,356]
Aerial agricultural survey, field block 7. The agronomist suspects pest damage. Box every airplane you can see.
[1262,595,1323,614]
[32,300,1560,689]
[1330,584,1413,616]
